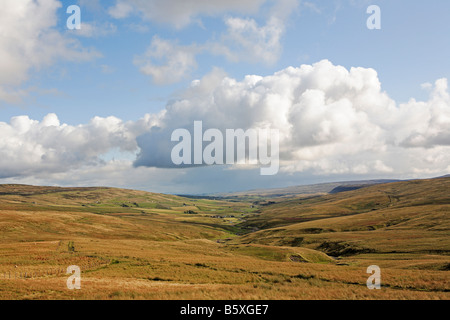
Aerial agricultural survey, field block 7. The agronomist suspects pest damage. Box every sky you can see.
[0,0,449,194]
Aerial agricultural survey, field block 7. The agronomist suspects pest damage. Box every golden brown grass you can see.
[0,180,448,300]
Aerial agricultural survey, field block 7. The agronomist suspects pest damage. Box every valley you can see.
[0,178,448,300]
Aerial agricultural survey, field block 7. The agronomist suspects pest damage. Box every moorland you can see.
[0,177,448,299]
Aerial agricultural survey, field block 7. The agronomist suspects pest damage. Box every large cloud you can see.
[134,60,450,176]
[0,0,100,103]
[0,113,157,178]
[1,61,449,186]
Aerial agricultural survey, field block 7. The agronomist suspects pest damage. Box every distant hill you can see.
[210,175,449,199]
[213,179,401,200]
[329,184,373,194]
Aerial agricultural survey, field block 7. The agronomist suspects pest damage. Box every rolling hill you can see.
[0,179,448,300]
[236,177,450,257]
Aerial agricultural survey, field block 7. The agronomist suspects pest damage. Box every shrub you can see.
[68,241,75,252]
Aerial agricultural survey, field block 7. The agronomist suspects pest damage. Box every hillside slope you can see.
[237,178,450,256]
[0,180,448,300]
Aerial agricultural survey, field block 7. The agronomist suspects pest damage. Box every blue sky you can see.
[0,0,449,193]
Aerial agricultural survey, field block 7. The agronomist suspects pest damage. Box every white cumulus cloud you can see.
[0,113,156,178]
[0,0,100,103]
[133,60,450,177]
[0,61,449,187]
